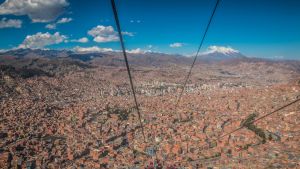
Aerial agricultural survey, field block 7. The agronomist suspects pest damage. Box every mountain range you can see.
[0,48,299,68]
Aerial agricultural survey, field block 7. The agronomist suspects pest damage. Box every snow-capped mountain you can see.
[198,46,246,61]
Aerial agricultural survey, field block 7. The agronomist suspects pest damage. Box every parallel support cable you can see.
[174,0,221,116]
[163,95,300,165]
[219,95,300,139]
[110,0,146,142]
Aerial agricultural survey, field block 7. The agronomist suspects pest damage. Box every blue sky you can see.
[0,0,299,60]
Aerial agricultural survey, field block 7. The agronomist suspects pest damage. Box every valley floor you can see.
[0,63,300,168]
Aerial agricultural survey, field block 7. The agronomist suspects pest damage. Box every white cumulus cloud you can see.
[88,25,118,43]
[0,0,69,23]
[0,17,22,28]
[57,17,72,24]
[45,17,72,29]
[170,42,183,48]
[122,31,134,36]
[88,25,133,43]
[126,48,144,54]
[126,48,152,54]
[71,37,89,43]
[19,32,67,49]
[73,46,113,53]
[45,23,56,30]
[73,46,150,54]
[130,20,141,23]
